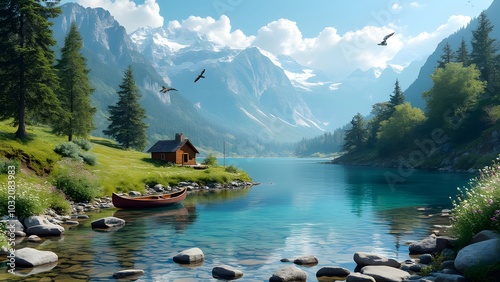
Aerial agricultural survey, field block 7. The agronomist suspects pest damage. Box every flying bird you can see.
[377,32,395,46]
[194,69,205,83]
[160,86,177,93]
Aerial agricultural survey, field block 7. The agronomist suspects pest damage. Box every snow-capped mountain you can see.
[131,27,326,141]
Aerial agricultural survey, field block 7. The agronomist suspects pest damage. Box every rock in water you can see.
[15,247,58,267]
[173,247,204,264]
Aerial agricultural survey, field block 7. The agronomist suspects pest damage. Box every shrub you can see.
[54,142,81,159]
[225,165,239,173]
[52,160,101,202]
[202,153,218,166]
[46,190,71,215]
[0,159,21,174]
[0,181,49,217]
[450,157,500,248]
[79,152,97,166]
[73,139,92,151]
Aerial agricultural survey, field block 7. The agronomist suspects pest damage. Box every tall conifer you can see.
[470,12,498,94]
[454,37,469,66]
[103,65,148,150]
[0,0,62,139]
[437,42,454,69]
[53,22,95,141]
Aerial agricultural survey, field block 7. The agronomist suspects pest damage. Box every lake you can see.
[1,158,473,281]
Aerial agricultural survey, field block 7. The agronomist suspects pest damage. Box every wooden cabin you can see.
[147,133,199,165]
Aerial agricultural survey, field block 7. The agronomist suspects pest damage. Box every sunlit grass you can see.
[0,121,252,198]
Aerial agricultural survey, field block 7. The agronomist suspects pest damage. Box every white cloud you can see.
[167,15,254,49]
[253,19,400,78]
[77,0,164,32]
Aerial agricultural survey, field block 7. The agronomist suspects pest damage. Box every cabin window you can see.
[183,153,189,163]
[160,153,165,160]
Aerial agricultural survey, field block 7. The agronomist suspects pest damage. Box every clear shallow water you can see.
[1,158,472,281]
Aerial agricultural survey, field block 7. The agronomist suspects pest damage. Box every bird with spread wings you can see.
[377,32,395,46]
[160,86,177,93]
[194,69,205,83]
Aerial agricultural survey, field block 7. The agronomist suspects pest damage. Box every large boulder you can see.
[173,247,204,264]
[353,252,400,268]
[23,216,52,229]
[316,266,350,279]
[25,225,64,237]
[408,234,437,254]
[15,247,58,267]
[269,265,307,282]
[360,265,410,282]
[212,265,243,280]
[91,217,125,229]
[454,238,500,273]
[23,216,64,237]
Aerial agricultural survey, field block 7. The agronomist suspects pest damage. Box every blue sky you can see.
[61,0,494,78]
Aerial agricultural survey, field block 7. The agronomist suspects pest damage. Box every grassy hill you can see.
[0,121,252,198]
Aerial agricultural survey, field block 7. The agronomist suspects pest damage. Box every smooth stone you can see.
[269,265,307,282]
[15,247,58,267]
[22,216,52,229]
[113,269,145,279]
[25,225,64,237]
[15,231,26,237]
[4,219,25,232]
[409,235,437,254]
[173,247,204,264]
[293,255,318,265]
[90,217,125,229]
[353,252,401,267]
[360,265,410,282]
[346,272,376,282]
[212,265,244,280]
[471,230,500,244]
[418,254,433,264]
[454,238,500,273]
[316,266,350,278]
[27,235,42,243]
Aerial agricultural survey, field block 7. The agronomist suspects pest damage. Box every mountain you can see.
[52,3,272,155]
[131,27,326,142]
[404,0,500,110]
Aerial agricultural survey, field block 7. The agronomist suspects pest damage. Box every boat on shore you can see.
[112,188,187,209]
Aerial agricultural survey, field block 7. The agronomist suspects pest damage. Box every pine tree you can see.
[343,113,366,152]
[53,22,95,141]
[103,65,148,151]
[0,0,62,139]
[470,12,498,93]
[389,79,405,110]
[437,42,454,69]
[454,37,469,66]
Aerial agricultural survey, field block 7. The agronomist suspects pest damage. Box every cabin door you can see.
[183,153,189,164]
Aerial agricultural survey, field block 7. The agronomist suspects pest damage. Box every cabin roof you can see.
[147,139,199,154]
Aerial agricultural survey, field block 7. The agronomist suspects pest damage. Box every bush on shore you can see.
[450,156,500,248]
[54,141,97,166]
[51,159,101,202]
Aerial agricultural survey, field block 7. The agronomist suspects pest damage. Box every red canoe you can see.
[112,188,187,209]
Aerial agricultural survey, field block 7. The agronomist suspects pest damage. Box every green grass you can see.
[0,121,252,198]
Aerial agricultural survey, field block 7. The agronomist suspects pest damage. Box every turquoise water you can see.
[1,158,472,281]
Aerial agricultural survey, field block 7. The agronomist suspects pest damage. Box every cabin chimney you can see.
[175,133,185,142]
